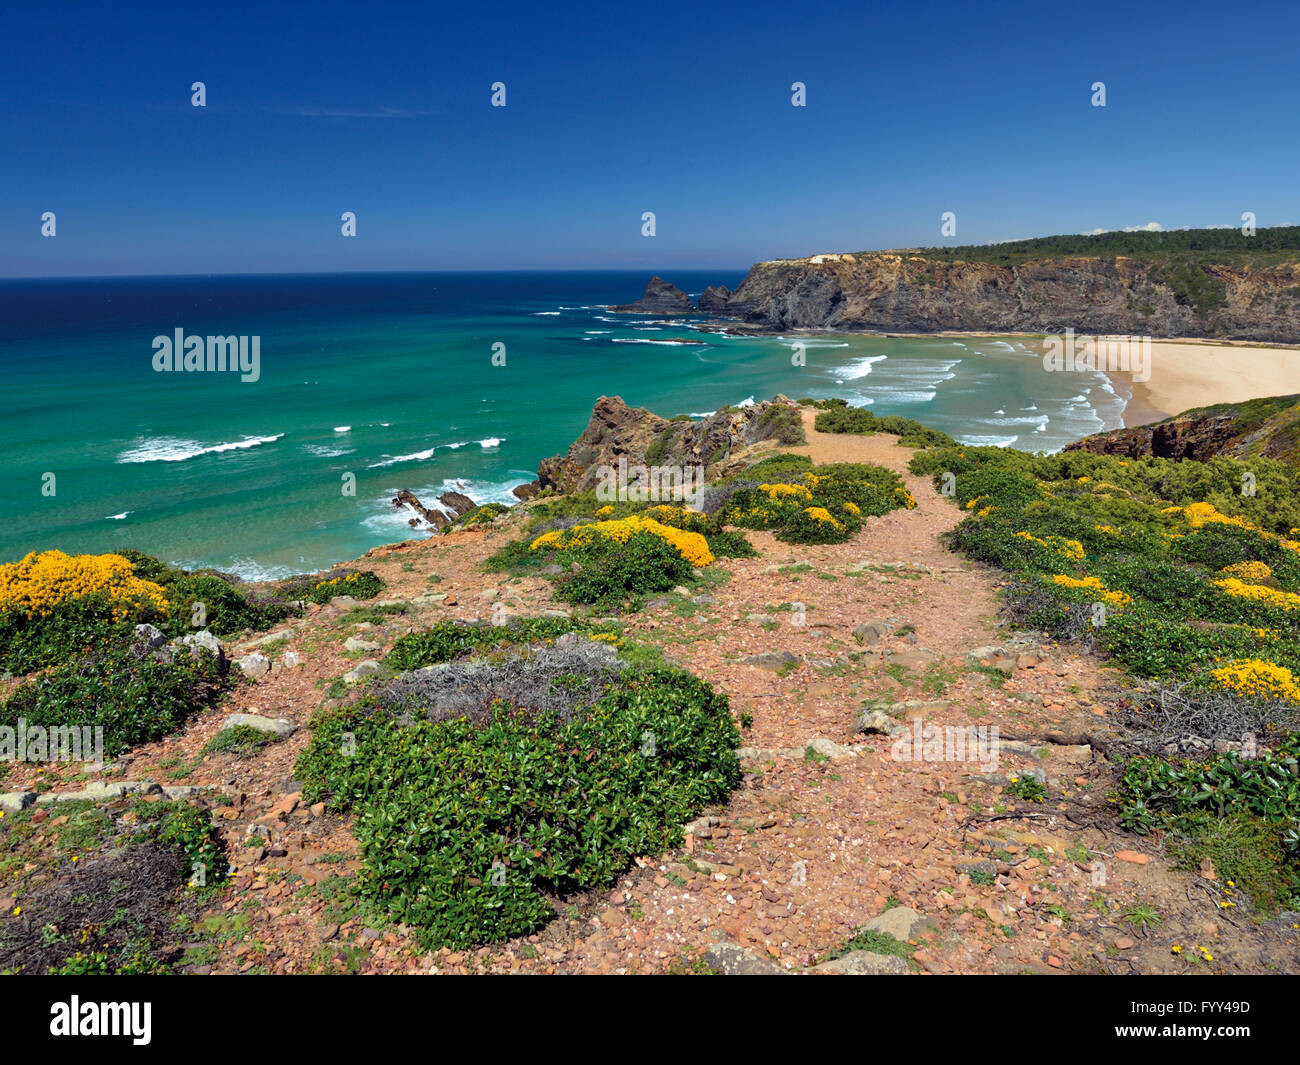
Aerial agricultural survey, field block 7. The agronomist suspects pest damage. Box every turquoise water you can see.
[0,271,1129,577]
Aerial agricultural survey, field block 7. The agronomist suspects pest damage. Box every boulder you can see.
[438,490,477,518]
[740,650,800,671]
[392,489,448,529]
[222,712,296,739]
[133,623,167,651]
[343,660,381,685]
[235,653,272,679]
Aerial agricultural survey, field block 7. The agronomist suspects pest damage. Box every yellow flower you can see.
[1210,659,1300,702]
[0,550,169,621]
[529,515,713,567]
[594,505,615,518]
[1213,578,1300,612]
[1221,560,1273,581]
[1051,574,1132,610]
[803,506,843,530]
[760,482,813,503]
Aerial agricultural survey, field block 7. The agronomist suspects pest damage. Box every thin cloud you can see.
[262,104,443,119]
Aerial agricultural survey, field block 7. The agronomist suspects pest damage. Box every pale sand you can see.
[1122,341,1300,427]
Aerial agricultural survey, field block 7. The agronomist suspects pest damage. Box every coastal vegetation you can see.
[907,226,1300,269]
[907,440,1300,908]
[296,627,740,949]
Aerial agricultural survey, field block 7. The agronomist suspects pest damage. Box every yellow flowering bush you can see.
[1210,659,1300,702]
[0,550,168,622]
[724,462,916,544]
[531,515,713,567]
[1221,561,1274,582]
[1051,574,1133,610]
[1016,531,1086,562]
[1213,578,1300,612]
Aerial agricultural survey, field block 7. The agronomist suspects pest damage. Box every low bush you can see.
[385,617,617,672]
[1,644,228,757]
[724,462,916,544]
[0,798,226,974]
[296,639,740,949]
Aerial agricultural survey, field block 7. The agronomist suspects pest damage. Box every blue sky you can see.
[2,0,1296,277]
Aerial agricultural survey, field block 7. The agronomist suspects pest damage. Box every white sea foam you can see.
[117,433,284,464]
[334,425,351,433]
[959,434,1020,447]
[105,511,130,520]
[833,355,888,381]
[611,337,706,347]
[305,444,354,458]
[367,436,504,468]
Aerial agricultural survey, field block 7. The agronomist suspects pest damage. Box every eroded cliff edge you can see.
[699,251,1300,343]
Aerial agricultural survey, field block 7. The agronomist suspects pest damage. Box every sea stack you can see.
[610,276,695,313]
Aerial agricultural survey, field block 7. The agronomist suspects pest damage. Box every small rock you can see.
[343,660,381,685]
[862,906,932,941]
[222,713,296,739]
[703,942,786,975]
[740,650,799,671]
[814,950,911,975]
[235,653,272,679]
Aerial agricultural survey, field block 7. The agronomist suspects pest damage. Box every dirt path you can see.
[19,413,1298,974]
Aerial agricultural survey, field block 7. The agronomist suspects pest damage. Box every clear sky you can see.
[3,0,1296,277]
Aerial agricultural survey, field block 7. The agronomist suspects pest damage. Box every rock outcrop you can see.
[691,252,1300,342]
[697,284,732,313]
[1064,393,1300,463]
[391,488,479,530]
[610,276,695,314]
[536,394,803,494]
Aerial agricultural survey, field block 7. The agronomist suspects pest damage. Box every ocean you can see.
[0,271,1130,577]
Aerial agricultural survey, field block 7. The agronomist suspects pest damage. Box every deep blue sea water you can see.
[0,271,1129,576]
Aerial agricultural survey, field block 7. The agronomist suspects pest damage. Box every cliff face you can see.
[707,252,1300,342]
[1064,394,1300,463]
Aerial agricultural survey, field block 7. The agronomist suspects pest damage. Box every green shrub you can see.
[386,617,614,671]
[165,574,293,637]
[0,593,148,676]
[296,660,740,948]
[274,569,385,605]
[554,530,695,607]
[1116,738,1300,911]
[455,503,511,527]
[1,645,227,757]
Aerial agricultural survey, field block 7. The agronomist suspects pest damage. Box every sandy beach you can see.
[1122,340,1300,427]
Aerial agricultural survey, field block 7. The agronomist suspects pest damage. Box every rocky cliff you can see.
[699,252,1300,342]
[1064,393,1300,463]
[536,395,802,494]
